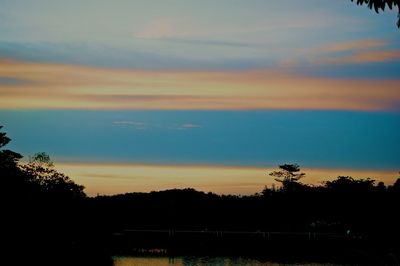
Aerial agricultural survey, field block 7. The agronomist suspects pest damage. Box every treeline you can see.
[93,177,400,233]
[90,163,400,237]
[1,127,105,266]
[1,126,399,264]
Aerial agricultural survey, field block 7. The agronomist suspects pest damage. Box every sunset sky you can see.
[1,0,399,196]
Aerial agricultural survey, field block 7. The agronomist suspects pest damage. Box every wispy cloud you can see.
[317,39,388,53]
[113,121,147,130]
[139,37,256,48]
[312,38,400,65]
[0,76,30,85]
[134,17,184,39]
[180,123,202,129]
[113,120,201,131]
[1,59,399,111]
[311,49,400,65]
[133,17,262,49]
[285,38,400,66]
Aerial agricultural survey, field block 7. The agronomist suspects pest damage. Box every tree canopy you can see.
[351,0,400,27]
[269,163,305,191]
[1,126,85,199]
[20,152,86,199]
[0,126,22,169]
[324,175,376,193]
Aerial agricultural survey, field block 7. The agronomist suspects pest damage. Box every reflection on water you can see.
[113,256,343,266]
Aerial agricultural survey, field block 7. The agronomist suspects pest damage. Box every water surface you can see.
[113,256,345,266]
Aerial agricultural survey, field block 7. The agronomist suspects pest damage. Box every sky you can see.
[0,0,399,195]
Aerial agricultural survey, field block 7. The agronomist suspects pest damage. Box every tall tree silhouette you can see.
[269,163,305,191]
[0,126,25,198]
[0,126,22,170]
[351,0,400,27]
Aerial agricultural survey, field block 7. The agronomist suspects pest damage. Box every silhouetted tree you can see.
[269,163,305,191]
[20,152,86,199]
[389,175,400,192]
[325,176,375,192]
[376,181,386,190]
[351,0,400,27]
[0,126,27,199]
[0,126,22,170]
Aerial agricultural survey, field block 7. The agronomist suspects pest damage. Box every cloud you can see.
[140,37,256,48]
[0,76,31,85]
[1,58,399,111]
[180,123,202,129]
[113,121,147,130]
[317,39,388,53]
[134,17,184,39]
[312,38,400,65]
[287,38,400,66]
[133,17,263,49]
[310,49,400,65]
[113,120,201,131]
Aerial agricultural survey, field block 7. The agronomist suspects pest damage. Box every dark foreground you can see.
[110,229,400,265]
[7,227,400,266]
[3,183,400,266]
[1,125,399,265]
[4,184,400,266]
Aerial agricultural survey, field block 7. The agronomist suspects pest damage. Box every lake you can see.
[113,256,344,266]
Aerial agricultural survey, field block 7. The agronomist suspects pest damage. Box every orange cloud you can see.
[56,162,399,196]
[318,39,387,53]
[311,49,400,65]
[0,58,399,111]
[282,38,400,66]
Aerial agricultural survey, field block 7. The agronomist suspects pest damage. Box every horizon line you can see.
[53,162,399,196]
